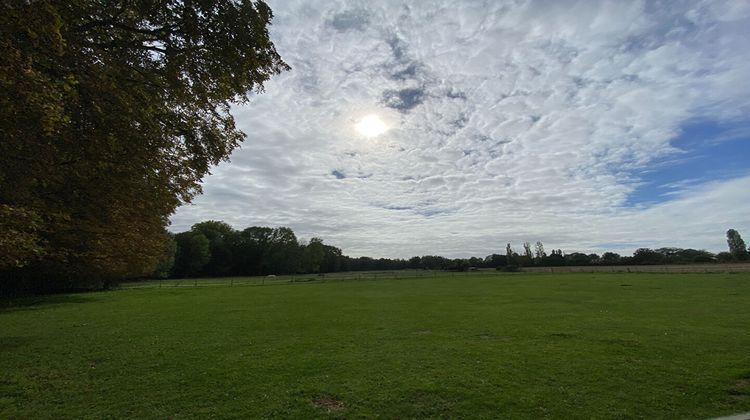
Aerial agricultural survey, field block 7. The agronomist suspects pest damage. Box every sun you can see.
[355,114,388,137]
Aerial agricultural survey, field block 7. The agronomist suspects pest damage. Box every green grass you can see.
[2,272,749,419]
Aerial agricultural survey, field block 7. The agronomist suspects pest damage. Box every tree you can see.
[522,242,533,259]
[716,252,735,263]
[408,256,422,269]
[152,234,177,278]
[484,254,507,268]
[321,245,344,273]
[542,252,565,266]
[565,252,591,266]
[0,205,45,271]
[468,256,483,268]
[600,252,621,265]
[675,249,715,263]
[302,237,325,273]
[631,248,664,265]
[534,241,546,260]
[191,221,237,276]
[0,1,288,293]
[266,227,301,274]
[726,229,749,261]
[233,226,274,275]
[173,232,211,277]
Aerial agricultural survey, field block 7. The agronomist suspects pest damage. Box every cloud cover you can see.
[171,0,750,257]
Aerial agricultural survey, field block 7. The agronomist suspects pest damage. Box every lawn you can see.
[1,272,749,418]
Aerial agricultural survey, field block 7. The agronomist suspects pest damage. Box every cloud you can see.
[382,87,425,112]
[329,8,370,32]
[171,0,750,257]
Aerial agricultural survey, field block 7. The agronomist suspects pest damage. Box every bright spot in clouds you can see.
[355,114,388,137]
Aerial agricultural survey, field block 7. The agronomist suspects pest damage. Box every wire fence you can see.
[119,264,750,290]
[520,263,750,273]
[119,270,468,289]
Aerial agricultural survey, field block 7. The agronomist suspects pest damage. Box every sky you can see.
[170,0,750,258]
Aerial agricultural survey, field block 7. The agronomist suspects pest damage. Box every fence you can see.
[119,264,750,290]
[521,263,750,273]
[120,269,453,289]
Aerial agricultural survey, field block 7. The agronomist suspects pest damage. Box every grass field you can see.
[2,272,749,419]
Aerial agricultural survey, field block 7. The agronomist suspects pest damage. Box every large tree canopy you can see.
[0,0,288,294]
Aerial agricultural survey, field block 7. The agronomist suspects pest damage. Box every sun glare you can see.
[355,114,388,138]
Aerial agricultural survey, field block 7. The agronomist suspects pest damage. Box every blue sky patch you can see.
[626,120,750,206]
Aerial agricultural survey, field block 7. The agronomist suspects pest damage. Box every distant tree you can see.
[266,227,301,274]
[716,252,735,263]
[350,256,375,271]
[655,247,684,264]
[537,252,565,266]
[506,243,516,266]
[173,232,211,277]
[534,241,546,260]
[600,252,621,265]
[565,252,591,266]
[321,245,344,273]
[301,237,325,273]
[420,255,449,270]
[152,234,177,278]
[674,249,715,264]
[631,248,664,265]
[449,258,469,272]
[726,229,749,261]
[516,255,532,267]
[191,221,237,276]
[408,256,422,269]
[484,254,507,268]
[233,226,274,275]
[468,256,483,268]
[523,242,533,260]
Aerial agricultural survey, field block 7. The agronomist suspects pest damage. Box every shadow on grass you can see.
[0,293,95,313]
[0,335,35,352]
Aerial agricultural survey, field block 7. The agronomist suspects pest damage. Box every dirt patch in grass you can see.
[729,377,750,398]
[477,333,512,341]
[600,338,641,348]
[312,395,345,412]
[406,389,457,417]
[548,332,576,339]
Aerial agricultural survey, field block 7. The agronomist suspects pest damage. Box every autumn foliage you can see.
[0,0,288,294]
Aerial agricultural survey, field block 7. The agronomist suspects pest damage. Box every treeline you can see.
[159,223,750,278]
[160,221,346,278]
